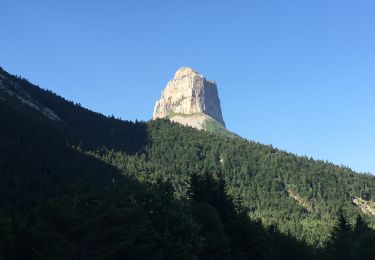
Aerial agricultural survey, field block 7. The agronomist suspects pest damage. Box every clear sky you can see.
[1,0,374,174]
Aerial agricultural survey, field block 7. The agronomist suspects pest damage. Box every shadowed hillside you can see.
[1,67,375,259]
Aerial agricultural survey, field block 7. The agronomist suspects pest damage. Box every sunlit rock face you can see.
[153,67,225,130]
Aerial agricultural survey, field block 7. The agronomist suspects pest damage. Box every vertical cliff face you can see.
[153,67,225,130]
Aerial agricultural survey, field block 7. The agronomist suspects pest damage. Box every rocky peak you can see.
[153,67,225,130]
[174,67,197,78]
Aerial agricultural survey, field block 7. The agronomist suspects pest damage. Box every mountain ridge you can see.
[1,66,375,258]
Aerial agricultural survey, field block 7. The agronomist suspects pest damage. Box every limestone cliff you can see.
[153,67,225,130]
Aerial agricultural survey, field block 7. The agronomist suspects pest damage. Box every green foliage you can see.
[1,67,375,259]
[191,202,231,258]
[203,117,233,136]
[324,211,375,260]
[0,91,201,259]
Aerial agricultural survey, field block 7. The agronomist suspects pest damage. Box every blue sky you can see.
[1,0,374,173]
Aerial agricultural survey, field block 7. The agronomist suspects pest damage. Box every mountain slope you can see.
[0,70,204,259]
[1,67,375,258]
[105,119,375,246]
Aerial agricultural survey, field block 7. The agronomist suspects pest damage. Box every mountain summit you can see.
[153,67,225,131]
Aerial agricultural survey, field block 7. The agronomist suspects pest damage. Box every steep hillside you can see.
[0,69,203,259]
[1,67,375,259]
[102,119,375,246]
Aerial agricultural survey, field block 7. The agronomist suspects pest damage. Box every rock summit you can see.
[153,67,225,130]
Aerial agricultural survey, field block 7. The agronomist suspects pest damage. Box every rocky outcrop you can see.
[353,197,375,216]
[153,67,225,130]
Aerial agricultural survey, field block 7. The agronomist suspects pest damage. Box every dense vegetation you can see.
[1,67,375,259]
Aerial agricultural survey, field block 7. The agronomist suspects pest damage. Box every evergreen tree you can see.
[327,209,352,260]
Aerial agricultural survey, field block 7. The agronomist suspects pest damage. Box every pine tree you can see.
[328,209,353,260]
[353,214,368,235]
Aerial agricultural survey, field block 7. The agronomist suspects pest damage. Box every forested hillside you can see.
[1,67,375,259]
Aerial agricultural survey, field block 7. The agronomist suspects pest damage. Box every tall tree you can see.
[327,209,352,260]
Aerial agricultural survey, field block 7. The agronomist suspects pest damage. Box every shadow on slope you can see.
[0,99,201,259]
[323,210,375,260]
[0,67,149,155]
[188,172,317,260]
[0,84,317,260]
